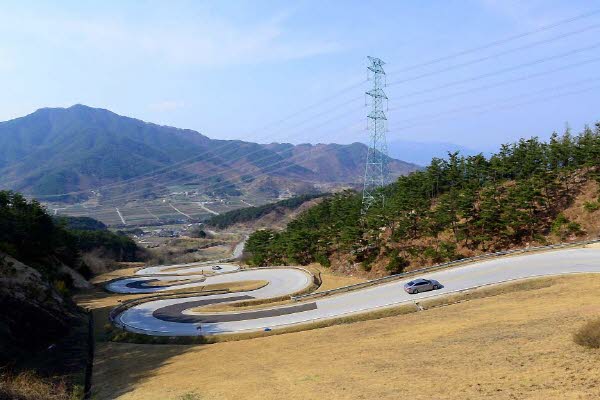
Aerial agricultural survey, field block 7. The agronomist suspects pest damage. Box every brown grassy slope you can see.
[562,179,600,238]
[92,273,600,400]
[0,372,77,400]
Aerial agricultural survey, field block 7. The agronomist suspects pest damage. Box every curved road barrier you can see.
[292,238,600,302]
[107,244,600,337]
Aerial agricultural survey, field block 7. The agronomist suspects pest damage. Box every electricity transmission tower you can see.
[362,56,389,212]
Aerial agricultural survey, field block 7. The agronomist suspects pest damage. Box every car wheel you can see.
[413,289,419,294]
[433,285,439,290]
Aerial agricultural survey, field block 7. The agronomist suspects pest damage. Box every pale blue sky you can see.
[1,0,599,151]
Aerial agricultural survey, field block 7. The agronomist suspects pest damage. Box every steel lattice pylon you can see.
[362,56,389,212]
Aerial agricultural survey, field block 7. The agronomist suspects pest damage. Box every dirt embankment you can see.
[0,254,88,378]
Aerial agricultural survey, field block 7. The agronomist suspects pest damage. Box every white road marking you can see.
[197,202,219,215]
[169,203,192,219]
[115,208,126,224]
[144,206,160,222]
[240,199,254,207]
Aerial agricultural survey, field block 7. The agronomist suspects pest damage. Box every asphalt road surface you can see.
[135,262,240,276]
[108,247,600,336]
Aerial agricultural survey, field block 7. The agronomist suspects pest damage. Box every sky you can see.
[1,0,600,153]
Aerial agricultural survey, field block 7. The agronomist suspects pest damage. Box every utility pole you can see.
[362,56,389,212]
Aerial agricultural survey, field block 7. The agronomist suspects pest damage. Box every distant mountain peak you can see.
[0,106,419,202]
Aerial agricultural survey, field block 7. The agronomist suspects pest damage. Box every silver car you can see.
[404,278,441,294]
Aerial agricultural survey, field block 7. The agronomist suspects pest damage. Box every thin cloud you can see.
[478,0,584,28]
[0,9,342,68]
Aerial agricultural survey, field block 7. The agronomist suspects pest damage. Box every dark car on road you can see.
[404,278,441,294]
[212,265,222,270]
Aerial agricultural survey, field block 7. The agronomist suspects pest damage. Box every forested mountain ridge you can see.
[0,105,419,201]
[245,124,600,277]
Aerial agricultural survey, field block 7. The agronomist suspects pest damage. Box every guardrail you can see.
[290,237,600,302]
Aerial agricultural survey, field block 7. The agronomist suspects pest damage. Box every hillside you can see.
[245,124,600,275]
[206,193,325,229]
[264,142,414,183]
[0,105,419,202]
[89,273,600,400]
[0,191,143,377]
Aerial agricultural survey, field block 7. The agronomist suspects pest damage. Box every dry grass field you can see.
[89,273,600,400]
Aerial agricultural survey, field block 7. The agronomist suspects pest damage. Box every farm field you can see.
[46,194,282,227]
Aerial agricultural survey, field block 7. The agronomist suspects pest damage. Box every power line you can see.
[150,79,600,200]
[387,77,600,132]
[386,8,600,75]
[95,75,600,211]
[27,10,600,200]
[388,56,600,111]
[33,8,600,198]
[103,44,600,202]
[28,95,364,198]
[93,105,366,204]
[388,23,600,86]
[138,26,600,196]
[84,66,600,205]
[97,117,366,204]
[388,41,600,92]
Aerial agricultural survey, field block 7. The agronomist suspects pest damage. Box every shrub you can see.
[0,372,74,400]
[567,222,584,235]
[386,250,410,274]
[179,393,202,400]
[360,251,378,271]
[188,228,208,239]
[583,201,600,212]
[573,318,600,349]
[315,253,331,268]
[552,213,584,239]
[422,246,439,262]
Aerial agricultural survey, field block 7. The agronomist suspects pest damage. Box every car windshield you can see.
[407,280,415,286]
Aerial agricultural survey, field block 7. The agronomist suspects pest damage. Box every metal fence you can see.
[291,238,600,302]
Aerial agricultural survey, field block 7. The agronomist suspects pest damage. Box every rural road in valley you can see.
[108,247,600,336]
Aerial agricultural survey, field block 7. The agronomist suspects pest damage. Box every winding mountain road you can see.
[107,247,600,336]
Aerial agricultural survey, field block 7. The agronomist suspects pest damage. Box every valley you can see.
[2,3,600,399]
[0,105,418,221]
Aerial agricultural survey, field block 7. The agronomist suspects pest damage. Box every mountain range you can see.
[0,105,420,202]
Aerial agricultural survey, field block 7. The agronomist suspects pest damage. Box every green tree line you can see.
[246,124,600,271]
[207,193,324,229]
[0,191,140,285]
